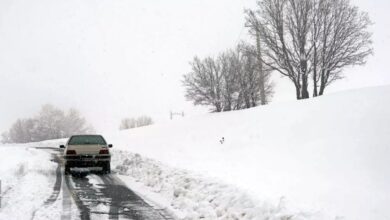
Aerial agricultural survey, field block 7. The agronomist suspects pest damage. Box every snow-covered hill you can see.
[109,85,390,220]
[1,86,388,220]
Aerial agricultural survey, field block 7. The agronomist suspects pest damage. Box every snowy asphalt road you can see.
[35,147,173,220]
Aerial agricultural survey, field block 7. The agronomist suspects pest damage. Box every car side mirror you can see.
[59,145,65,149]
[108,144,113,148]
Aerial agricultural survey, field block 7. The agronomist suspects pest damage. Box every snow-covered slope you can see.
[110,85,390,220]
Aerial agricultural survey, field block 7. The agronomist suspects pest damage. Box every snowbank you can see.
[0,145,57,220]
[108,85,390,220]
[113,151,300,220]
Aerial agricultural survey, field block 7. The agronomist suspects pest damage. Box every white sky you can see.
[0,0,389,133]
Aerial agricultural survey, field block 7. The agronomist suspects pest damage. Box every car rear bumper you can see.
[64,155,110,167]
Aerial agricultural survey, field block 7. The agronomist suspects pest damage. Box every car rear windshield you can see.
[68,135,107,145]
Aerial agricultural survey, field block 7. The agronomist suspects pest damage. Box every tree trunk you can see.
[301,74,309,99]
[251,92,257,107]
[313,73,318,97]
[319,81,325,96]
[294,80,301,100]
[215,102,222,112]
[245,95,251,109]
[318,69,329,96]
[300,58,310,99]
[313,46,318,97]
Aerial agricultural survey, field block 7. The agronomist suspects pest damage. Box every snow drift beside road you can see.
[109,85,390,220]
[0,146,57,220]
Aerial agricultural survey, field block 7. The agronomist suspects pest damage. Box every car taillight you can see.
[66,150,76,155]
[99,149,109,154]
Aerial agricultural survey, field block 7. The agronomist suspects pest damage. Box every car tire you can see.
[65,165,71,175]
[102,162,111,174]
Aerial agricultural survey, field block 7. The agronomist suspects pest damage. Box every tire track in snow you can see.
[44,154,62,205]
[61,176,72,220]
[30,152,63,220]
[34,147,173,220]
[64,175,92,220]
[43,148,73,220]
[99,174,170,220]
[65,173,171,220]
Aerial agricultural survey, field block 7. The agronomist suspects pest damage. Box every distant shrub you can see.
[119,116,153,130]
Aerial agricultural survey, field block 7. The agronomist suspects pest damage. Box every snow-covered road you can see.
[0,146,174,220]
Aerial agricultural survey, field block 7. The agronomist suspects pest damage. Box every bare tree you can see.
[219,51,239,111]
[313,0,373,96]
[184,44,273,111]
[8,119,29,143]
[35,104,67,140]
[183,56,224,112]
[219,48,244,110]
[1,132,10,144]
[245,14,274,105]
[246,0,372,99]
[120,118,137,130]
[3,104,93,143]
[63,108,93,136]
[233,44,260,109]
[246,0,314,99]
[239,43,274,106]
[136,116,153,127]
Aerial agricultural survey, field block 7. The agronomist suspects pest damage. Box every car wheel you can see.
[65,165,71,175]
[102,162,111,174]
[107,163,111,174]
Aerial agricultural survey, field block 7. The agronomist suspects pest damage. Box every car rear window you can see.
[68,135,107,145]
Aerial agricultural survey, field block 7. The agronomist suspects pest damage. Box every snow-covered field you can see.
[0,145,58,220]
[108,85,390,220]
[0,85,389,220]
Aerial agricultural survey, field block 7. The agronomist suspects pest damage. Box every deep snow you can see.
[108,85,390,220]
[0,145,58,219]
[0,85,389,220]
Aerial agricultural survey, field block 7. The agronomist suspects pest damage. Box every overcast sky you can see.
[0,0,389,133]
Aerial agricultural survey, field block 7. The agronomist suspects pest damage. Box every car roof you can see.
[70,134,103,137]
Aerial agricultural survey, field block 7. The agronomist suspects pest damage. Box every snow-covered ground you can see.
[0,85,389,220]
[108,85,390,220]
[0,145,58,219]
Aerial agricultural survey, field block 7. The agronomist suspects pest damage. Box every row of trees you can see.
[245,0,373,99]
[183,43,273,112]
[119,116,154,130]
[184,0,372,110]
[1,104,93,143]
